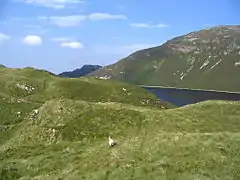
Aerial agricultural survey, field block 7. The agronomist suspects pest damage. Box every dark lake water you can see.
[142,86,240,107]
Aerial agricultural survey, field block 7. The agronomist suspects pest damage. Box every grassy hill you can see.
[0,67,165,108]
[0,67,240,179]
[88,25,240,92]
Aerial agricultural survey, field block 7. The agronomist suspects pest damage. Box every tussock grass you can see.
[0,67,240,179]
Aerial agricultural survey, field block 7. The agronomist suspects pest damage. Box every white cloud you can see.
[155,24,169,28]
[130,23,151,28]
[39,13,127,27]
[60,41,83,49]
[51,37,83,49]
[0,33,11,42]
[24,24,48,34]
[22,35,42,46]
[39,15,87,27]
[52,37,73,42]
[88,13,127,20]
[23,0,85,9]
[130,23,168,28]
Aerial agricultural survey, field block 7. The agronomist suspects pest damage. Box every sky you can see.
[0,0,240,73]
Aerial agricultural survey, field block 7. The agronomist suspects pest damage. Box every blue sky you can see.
[0,0,239,73]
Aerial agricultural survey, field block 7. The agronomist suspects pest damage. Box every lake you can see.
[141,86,240,107]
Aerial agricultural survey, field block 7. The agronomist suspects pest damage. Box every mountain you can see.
[59,65,102,78]
[88,25,240,92]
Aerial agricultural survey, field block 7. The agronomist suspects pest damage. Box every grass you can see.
[0,67,165,108]
[0,67,240,179]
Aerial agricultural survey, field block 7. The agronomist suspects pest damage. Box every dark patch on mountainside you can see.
[59,65,102,78]
[88,25,240,92]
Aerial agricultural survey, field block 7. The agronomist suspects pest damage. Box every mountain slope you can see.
[1,98,240,179]
[88,25,240,92]
[0,66,167,147]
[0,67,240,179]
[59,65,102,78]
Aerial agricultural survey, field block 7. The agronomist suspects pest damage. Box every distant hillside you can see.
[88,25,240,92]
[59,65,102,78]
[0,64,6,68]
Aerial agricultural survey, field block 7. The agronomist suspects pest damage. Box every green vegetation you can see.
[88,25,240,92]
[0,67,164,107]
[0,67,240,179]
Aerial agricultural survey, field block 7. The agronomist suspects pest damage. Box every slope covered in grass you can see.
[1,98,240,179]
[0,66,166,148]
[88,25,240,92]
[0,67,165,108]
[0,67,240,179]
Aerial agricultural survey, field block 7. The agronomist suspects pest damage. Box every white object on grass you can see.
[108,136,116,147]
